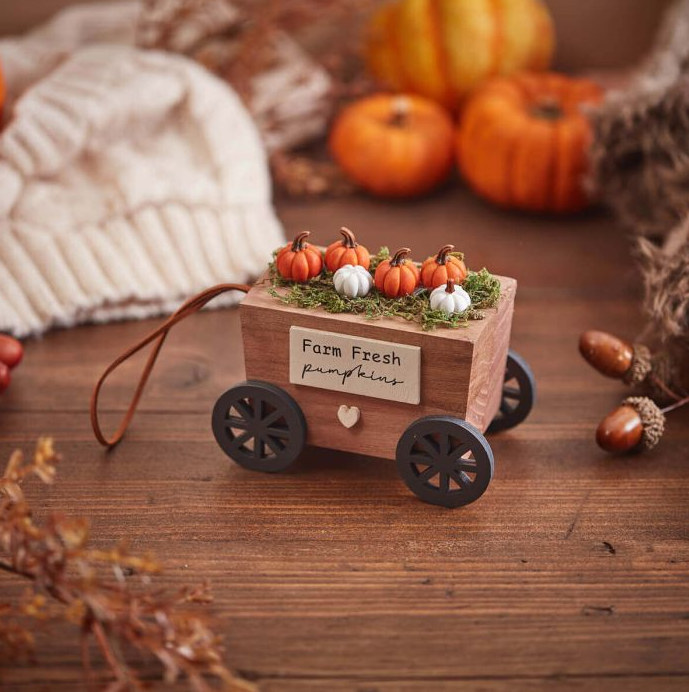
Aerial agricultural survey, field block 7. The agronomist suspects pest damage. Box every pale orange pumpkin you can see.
[374,247,420,297]
[329,94,454,198]
[456,72,603,213]
[325,227,371,272]
[421,244,468,289]
[276,231,323,283]
[365,0,554,110]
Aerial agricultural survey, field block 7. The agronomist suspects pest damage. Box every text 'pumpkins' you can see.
[330,94,454,198]
[456,72,603,213]
[365,0,554,109]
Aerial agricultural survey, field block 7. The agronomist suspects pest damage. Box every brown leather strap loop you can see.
[90,283,251,448]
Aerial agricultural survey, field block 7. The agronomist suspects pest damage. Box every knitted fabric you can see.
[0,7,284,337]
[623,396,665,450]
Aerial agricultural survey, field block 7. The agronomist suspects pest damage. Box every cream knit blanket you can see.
[0,3,284,337]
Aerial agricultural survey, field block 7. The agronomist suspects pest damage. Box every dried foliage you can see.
[0,439,253,692]
[137,0,375,98]
[267,247,502,330]
[136,0,378,196]
[270,152,355,199]
[587,0,689,397]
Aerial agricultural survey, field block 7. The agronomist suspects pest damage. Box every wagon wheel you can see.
[487,349,536,434]
[211,381,306,472]
[396,416,494,508]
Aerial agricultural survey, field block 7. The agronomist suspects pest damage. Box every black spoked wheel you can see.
[487,349,536,434]
[396,416,494,508]
[211,381,306,472]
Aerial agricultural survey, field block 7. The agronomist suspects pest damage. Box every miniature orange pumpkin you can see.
[365,0,554,110]
[421,244,468,289]
[276,231,323,282]
[325,227,371,272]
[374,247,420,297]
[329,94,454,198]
[456,72,603,213]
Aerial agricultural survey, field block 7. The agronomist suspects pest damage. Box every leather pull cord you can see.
[90,283,251,448]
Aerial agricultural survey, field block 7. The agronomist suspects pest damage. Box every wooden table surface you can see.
[1,188,688,691]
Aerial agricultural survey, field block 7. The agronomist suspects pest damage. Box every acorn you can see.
[579,330,651,385]
[596,396,665,453]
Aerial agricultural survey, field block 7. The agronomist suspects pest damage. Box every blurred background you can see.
[0,0,687,399]
[0,0,674,70]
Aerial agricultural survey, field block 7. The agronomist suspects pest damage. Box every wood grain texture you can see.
[0,188,688,691]
[240,271,515,456]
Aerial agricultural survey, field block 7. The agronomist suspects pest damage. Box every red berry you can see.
[0,334,23,369]
[0,362,11,392]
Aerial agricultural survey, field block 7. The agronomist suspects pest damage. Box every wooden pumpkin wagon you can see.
[210,269,535,508]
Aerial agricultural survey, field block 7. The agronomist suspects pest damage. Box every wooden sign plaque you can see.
[289,326,421,404]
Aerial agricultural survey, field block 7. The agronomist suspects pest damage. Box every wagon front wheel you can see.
[212,381,306,472]
[396,416,494,508]
[487,349,536,434]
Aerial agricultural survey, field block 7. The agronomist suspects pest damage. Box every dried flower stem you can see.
[0,439,254,691]
[660,395,689,414]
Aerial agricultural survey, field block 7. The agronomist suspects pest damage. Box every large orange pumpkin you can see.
[456,72,603,213]
[365,0,554,110]
[330,94,454,198]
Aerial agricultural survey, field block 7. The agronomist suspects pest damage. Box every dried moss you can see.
[267,247,501,331]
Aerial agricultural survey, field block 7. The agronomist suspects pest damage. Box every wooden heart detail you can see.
[337,405,360,429]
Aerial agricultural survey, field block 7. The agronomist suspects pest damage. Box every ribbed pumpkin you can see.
[329,94,454,198]
[325,227,371,272]
[374,247,420,297]
[276,231,323,282]
[421,244,468,289]
[456,72,603,213]
[365,0,554,110]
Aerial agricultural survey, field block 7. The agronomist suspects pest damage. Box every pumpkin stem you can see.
[445,278,455,294]
[339,226,358,248]
[389,96,410,127]
[390,247,411,266]
[291,231,310,252]
[532,97,563,120]
[435,244,455,264]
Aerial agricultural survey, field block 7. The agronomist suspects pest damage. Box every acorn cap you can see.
[622,396,665,450]
[622,343,652,386]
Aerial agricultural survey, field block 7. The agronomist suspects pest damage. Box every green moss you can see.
[267,247,501,331]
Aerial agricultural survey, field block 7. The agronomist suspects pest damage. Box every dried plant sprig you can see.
[136,0,379,196]
[137,0,376,98]
[0,440,254,692]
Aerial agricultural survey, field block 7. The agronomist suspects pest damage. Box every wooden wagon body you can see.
[211,268,534,508]
[240,271,516,459]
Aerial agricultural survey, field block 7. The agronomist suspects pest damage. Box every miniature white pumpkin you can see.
[333,264,373,298]
[429,279,471,315]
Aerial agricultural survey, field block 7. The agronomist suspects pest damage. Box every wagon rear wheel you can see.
[487,349,536,434]
[396,416,494,508]
[211,381,306,472]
